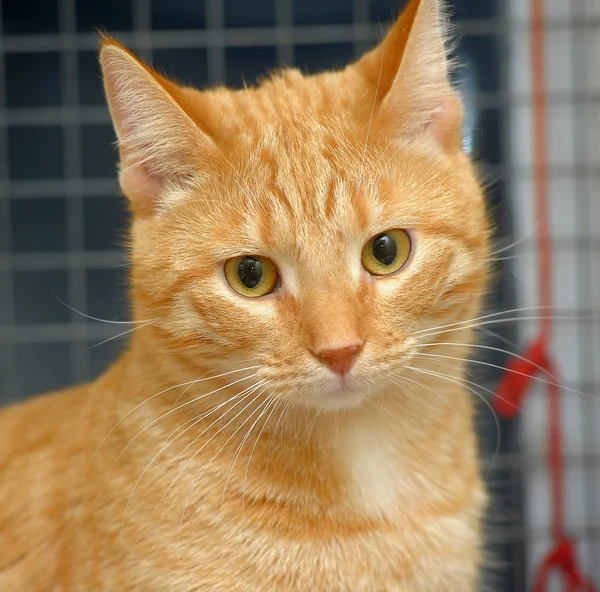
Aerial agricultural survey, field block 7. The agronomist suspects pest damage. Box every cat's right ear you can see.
[99,38,218,216]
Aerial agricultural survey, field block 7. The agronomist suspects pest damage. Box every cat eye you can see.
[361,229,412,276]
[224,256,279,298]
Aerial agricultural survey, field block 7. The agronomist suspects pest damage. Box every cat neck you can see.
[98,329,477,519]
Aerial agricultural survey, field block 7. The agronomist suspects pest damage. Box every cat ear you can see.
[357,0,462,152]
[99,39,218,215]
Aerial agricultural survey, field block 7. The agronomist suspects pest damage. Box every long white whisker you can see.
[90,365,260,466]
[220,395,279,520]
[417,313,597,342]
[413,306,596,337]
[477,327,520,350]
[53,292,153,324]
[149,382,268,519]
[179,387,270,534]
[88,321,154,349]
[131,381,266,498]
[489,222,540,256]
[266,398,292,475]
[407,355,517,413]
[288,411,319,460]
[241,396,281,515]
[404,365,502,466]
[414,341,558,382]
[411,352,594,399]
[113,373,259,467]
[389,377,420,406]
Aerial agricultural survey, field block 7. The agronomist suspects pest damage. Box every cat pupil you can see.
[372,234,397,265]
[238,257,263,288]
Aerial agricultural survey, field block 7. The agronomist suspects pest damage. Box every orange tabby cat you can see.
[0,0,491,589]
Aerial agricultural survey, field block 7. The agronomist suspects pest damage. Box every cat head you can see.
[100,0,490,412]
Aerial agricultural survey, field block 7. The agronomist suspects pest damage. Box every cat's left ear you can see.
[99,38,220,216]
[356,0,462,152]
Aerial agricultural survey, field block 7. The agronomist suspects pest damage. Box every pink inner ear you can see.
[119,160,166,216]
[425,93,464,152]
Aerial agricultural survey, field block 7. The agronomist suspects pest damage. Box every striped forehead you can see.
[246,123,373,222]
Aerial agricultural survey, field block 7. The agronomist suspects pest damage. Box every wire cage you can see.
[0,1,598,590]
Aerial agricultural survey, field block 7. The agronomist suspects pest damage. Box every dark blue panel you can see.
[8,126,64,180]
[15,342,71,398]
[14,270,69,325]
[225,0,274,28]
[79,51,106,106]
[461,35,501,93]
[2,0,59,34]
[151,0,206,30]
[88,337,125,377]
[5,53,61,108]
[293,0,352,25]
[153,48,209,89]
[370,0,406,23]
[294,43,354,75]
[81,124,118,178]
[0,272,11,327]
[84,196,129,252]
[226,46,278,88]
[11,198,67,253]
[85,267,129,323]
[76,0,132,32]
[475,108,502,165]
[453,0,498,20]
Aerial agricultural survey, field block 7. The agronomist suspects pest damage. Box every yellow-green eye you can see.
[224,256,278,298]
[362,229,411,276]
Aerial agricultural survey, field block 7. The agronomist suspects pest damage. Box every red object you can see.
[492,0,596,589]
[534,538,596,592]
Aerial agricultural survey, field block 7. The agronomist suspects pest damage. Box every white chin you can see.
[304,379,372,412]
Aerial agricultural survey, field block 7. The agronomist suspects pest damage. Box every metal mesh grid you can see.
[1,0,597,590]
[506,0,600,588]
[0,0,509,393]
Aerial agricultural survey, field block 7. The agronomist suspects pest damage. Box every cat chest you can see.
[335,418,410,516]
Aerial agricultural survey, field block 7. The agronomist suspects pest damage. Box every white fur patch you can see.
[336,411,407,516]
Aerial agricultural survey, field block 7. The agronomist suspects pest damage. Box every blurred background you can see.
[0,0,598,590]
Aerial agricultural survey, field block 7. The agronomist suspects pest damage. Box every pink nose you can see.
[313,344,363,377]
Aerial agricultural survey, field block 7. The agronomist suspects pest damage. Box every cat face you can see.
[101,0,490,412]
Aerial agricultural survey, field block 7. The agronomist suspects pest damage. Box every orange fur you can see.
[0,0,491,589]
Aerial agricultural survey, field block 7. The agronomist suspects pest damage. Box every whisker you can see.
[53,292,153,324]
[90,365,261,466]
[413,305,597,337]
[134,381,266,494]
[367,397,392,417]
[88,321,154,349]
[281,402,295,451]
[149,381,269,518]
[407,355,519,413]
[266,396,291,476]
[410,351,595,400]
[414,341,558,383]
[389,377,420,406]
[179,387,270,534]
[288,410,319,461]
[220,395,280,520]
[417,313,598,342]
[113,373,259,468]
[126,380,267,531]
[477,326,520,350]
[488,254,523,262]
[404,365,502,466]
[489,222,540,257]
[241,396,281,515]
